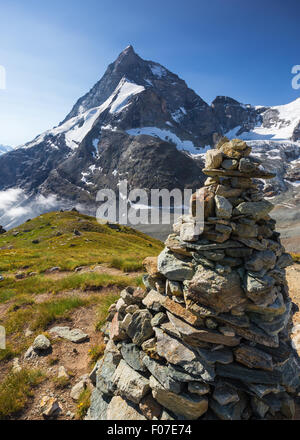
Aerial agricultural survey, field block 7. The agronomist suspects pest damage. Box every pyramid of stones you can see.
[87,138,299,420]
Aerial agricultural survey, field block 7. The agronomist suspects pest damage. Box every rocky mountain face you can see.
[0,45,300,229]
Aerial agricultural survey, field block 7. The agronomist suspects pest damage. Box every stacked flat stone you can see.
[87,137,299,420]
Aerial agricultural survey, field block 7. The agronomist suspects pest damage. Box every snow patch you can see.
[150,64,167,78]
[109,79,145,114]
[0,145,13,155]
[126,126,203,154]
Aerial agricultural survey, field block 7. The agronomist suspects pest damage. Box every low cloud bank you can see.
[0,188,92,229]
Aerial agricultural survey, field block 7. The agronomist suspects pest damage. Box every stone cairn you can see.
[87,137,299,420]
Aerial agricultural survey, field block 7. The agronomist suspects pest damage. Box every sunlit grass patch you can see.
[0,272,144,299]
[53,376,70,389]
[0,211,163,275]
[109,257,143,272]
[76,388,91,420]
[88,343,106,365]
[0,368,45,419]
[291,253,300,264]
[95,292,120,331]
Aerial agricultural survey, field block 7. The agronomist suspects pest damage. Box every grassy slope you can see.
[0,210,162,274]
[0,210,163,363]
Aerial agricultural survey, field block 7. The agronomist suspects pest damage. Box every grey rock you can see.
[216,363,282,384]
[261,393,281,415]
[210,395,247,420]
[234,222,258,238]
[115,298,127,314]
[166,280,183,297]
[120,343,147,372]
[157,248,194,281]
[188,382,210,395]
[234,201,273,220]
[142,355,181,393]
[70,376,89,400]
[245,250,276,272]
[274,356,300,392]
[215,195,232,219]
[212,382,240,405]
[127,309,154,345]
[142,290,164,312]
[112,360,150,404]
[151,312,167,327]
[277,253,293,269]
[88,388,111,420]
[205,149,223,169]
[149,375,208,420]
[125,304,139,314]
[41,397,62,418]
[180,222,199,242]
[245,272,275,301]
[49,326,88,343]
[106,396,146,420]
[239,158,257,173]
[234,343,273,371]
[247,383,284,399]
[166,311,240,347]
[221,159,238,170]
[24,345,38,360]
[225,247,253,258]
[186,264,246,314]
[201,249,225,261]
[154,327,215,381]
[249,302,291,336]
[119,313,132,332]
[141,337,157,351]
[57,365,69,379]
[197,347,233,365]
[96,350,122,395]
[120,287,137,305]
[32,334,51,351]
[89,359,102,385]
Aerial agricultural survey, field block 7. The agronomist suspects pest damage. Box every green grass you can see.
[76,388,91,420]
[291,253,300,264]
[0,210,162,380]
[95,292,121,331]
[53,376,70,389]
[88,343,106,365]
[0,270,144,304]
[0,369,45,419]
[109,257,144,272]
[0,211,163,275]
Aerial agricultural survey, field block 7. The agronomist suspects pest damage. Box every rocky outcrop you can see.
[87,138,299,420]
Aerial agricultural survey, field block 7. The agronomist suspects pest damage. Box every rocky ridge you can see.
[87,138,299,420]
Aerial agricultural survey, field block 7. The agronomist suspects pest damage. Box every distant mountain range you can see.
[0,45,300,230]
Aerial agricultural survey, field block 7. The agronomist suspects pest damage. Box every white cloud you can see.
[6,206,31,218]
[0,188,24,210]
[0,189,94,230]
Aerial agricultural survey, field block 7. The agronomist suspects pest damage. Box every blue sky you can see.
[0,0,299,146]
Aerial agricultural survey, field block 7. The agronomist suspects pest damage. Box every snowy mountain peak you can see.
[224,97,300,142]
